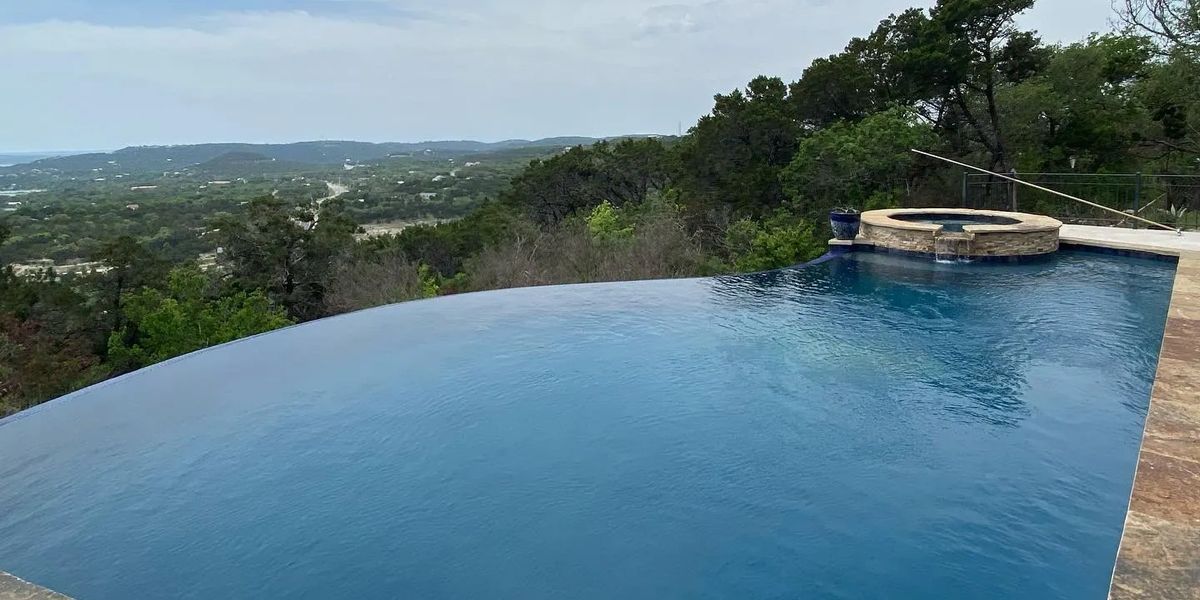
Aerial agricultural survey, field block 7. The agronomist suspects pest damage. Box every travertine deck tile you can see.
[0,573,71,600]
[1111,514,1200,600]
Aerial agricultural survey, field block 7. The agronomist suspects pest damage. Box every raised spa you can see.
[859,208,1062,258]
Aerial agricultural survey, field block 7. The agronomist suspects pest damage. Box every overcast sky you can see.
[0,0,1117,152]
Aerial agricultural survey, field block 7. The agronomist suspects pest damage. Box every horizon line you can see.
[0,132,677,156]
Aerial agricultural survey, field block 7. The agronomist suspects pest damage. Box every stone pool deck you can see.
[1062,224,1200,257]
[1110,250,1200,600]
[0,572,71,600]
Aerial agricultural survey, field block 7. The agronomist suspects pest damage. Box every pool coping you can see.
[0,571,72,599]
[1061,225,1200,258]
[861,207,1063,235]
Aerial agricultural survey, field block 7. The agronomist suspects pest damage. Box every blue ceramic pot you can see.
[830,211,861,240]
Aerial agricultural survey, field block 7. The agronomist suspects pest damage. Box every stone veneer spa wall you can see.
[859,208,1062,258]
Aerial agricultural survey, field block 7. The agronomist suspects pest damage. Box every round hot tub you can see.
[859,208,1062,258]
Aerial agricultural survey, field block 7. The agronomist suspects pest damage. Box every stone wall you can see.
[970,230,1059,256]
[860,223,1059,257]
[860,223,937,253]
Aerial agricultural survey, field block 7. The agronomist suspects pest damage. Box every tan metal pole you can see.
[912,149,1182,235]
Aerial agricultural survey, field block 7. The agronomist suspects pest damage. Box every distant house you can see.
[130,185,158,191]
[432,175,448,182]
[419,192,437,200]
[125,204,140,211]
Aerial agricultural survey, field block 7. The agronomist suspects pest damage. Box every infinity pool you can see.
[0,250,1175,599]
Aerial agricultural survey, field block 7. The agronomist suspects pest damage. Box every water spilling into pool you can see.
[0,250,1175,599]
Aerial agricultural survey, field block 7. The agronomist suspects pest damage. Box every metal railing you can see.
[910,149,1182,232]
[961,171,1199,231]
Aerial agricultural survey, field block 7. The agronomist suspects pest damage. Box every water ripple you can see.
[0,250,1174,600]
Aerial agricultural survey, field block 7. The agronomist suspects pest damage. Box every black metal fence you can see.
[962,172,1200,230]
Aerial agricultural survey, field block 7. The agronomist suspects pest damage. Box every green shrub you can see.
[726,206,825,272]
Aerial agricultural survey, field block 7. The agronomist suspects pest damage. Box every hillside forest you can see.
[3,0,1200,414]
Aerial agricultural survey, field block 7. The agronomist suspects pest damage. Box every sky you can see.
[0,0,1118,152]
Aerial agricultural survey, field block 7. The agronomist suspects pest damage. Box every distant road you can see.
[307,181,351,227]
[322,181,349,202]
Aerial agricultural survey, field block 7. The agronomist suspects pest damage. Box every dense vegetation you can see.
[3,0,1199,415]
[0,142,581,266]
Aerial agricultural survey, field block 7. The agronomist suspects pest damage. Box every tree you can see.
[0,253,109,413]
[677,76,802,217]
[790,53,881,128]
[782,108,937,214]
[325,249,437,314]
[107,265,292,370]
[1117,0,1200,55]
[1001,35,1155,171]
[0,314,103,416]
[92,236,168,334]
[586,201,634,242]
[724,206,825,272]
[790,9,933,128]
[1137,51,1200,160]
[916,0,1049,170]
[786,1,1050,170]
[503,139,673,225]
[213,196,357,321]
[370,200,536,278]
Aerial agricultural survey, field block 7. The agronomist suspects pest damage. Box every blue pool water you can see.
[892,213,1021,232]
[0,250,1176,599]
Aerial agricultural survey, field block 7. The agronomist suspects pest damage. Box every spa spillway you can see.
[858,208,1063,259]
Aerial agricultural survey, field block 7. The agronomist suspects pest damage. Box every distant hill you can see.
[197,151,276,167]
[192,151,311,175]
[0,137,652,174]
[0,151,81,167]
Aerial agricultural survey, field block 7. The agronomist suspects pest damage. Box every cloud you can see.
[0,0,1115,151]
[638,5,702,37]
